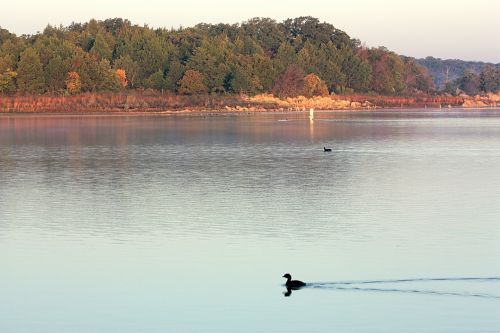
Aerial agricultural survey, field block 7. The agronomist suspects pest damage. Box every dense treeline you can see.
[444,67,500,96]
[416,57,500,94]
[0,16,483,98]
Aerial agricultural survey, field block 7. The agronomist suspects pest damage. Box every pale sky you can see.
[1,0,499,62]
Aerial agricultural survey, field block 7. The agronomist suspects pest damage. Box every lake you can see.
[1,110,499,332]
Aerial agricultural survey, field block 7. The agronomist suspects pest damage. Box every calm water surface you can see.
[1,110,500,332]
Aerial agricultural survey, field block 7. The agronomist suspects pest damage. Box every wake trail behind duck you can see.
[309,276,500,287]
[305,276,500,299]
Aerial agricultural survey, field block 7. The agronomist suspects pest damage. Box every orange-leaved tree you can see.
[65,71,82,94]
[303,73,329,97]
[115,69,128,89]
[178,70,207,95]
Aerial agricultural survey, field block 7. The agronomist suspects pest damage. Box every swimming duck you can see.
[282,273,306,288]
[324,147,332,152]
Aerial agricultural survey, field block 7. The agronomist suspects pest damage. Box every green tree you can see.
[72,49,119,92]
[0,55,17,94]
[458,70,480,95]
[274,42,297,75]
[146,70,168,91]
[241,18,285,54]
[17,48,45,94]
[282,16,354,49]
[338,46,372,92]
[134,35,174,85]
[90,33,113,60]
[164,60,185,92]
[480,66,500,93]
[114,55,140,88]
[251,53,276,92]
[45,55,68,92]
[187,36,232,93]
[225,65,257,94]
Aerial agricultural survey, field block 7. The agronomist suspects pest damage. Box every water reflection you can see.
[1,112,500,333]
[283,287,293,297]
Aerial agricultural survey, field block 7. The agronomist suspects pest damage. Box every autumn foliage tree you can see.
[178,70,207,95]
[303,73,329,97]
[272,65,305,98]
[65,71,82,94]
[115,69,128,89]
[0,69,16,94]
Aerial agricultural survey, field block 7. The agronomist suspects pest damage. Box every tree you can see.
[480,66,500,93]
[187,36,232,93]
[115,69,128,89]
[241,18,284,54]
[403,58,434,94]
[274,42,297,75]
[303,73,329,97]
[282,16,354,49]
[72,49,119,92]
[224,53,265,94]
[89,33,112,60]
[0,69,17,94]
[114,55,140,88]
[297,41,345,92]
[338,46,372,92]
[146,70,168,91]
[368,48,406,94]
[164,60,185,92]
[251,53,275,92]
[458,70,480,95]
[135,36,173,84]
[272,64,305,98]
[45,55,68,92]
[65,71,81,94]
[0,56,17,94]
[17,48,45,94]
[178,70,207,95]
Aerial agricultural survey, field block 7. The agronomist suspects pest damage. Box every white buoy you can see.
[309,108,314,121]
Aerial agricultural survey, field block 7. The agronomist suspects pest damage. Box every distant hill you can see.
[416,57,499,89]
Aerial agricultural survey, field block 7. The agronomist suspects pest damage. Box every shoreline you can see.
[1,92,498,115]
[2,106,500,118]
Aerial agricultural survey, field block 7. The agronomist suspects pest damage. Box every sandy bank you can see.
[0,93,498,114]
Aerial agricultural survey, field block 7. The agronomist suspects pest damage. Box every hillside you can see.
[1,17,434,97]
[1,17,498,98]
[417,57,499,89]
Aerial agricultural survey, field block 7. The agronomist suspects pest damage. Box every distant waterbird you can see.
[282,273,306,289]
[324,147,332,152]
